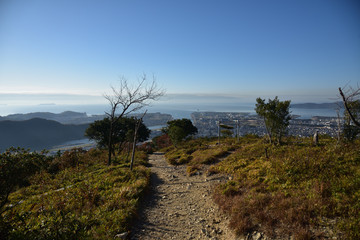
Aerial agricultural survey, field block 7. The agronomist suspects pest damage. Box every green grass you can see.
[1,149,150,239]
[164,137,234,166]
[163,136,360,239]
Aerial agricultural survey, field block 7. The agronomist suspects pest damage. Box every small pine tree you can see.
[164,119,198,146]
[255,96,291,144]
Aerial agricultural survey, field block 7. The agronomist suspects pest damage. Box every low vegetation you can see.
[164,135,360,239]
[1,148,150,239]
[164,138,232,166]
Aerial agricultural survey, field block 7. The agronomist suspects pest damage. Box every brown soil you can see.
[130,152,237,240]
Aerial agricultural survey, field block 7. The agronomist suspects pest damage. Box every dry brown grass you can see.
[164,136,360,239]
[211,137,360,239]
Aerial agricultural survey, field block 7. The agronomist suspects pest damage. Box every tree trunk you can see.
[263,117,272,144]
[339,87,360,127]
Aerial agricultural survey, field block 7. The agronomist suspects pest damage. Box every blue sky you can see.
[0,0,359,106]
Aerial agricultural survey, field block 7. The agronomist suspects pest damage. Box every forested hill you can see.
[0,118,89,151]
[0,111,103,124]
[0,111,172,126]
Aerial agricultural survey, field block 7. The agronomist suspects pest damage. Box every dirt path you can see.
[130,152,237,240]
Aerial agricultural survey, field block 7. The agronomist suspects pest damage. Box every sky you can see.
[0,0,360,107]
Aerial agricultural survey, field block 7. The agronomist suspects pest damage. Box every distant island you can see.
[0,111,102,124]
[291,102,342,109]
[0,111,172,126]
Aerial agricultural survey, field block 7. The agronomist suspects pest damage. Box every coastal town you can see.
[43,110,341,155]
[190,111,341,138]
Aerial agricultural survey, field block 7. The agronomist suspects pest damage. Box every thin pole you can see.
[130,110,147,171]
[216,121,220,145]
[235,120,239,142]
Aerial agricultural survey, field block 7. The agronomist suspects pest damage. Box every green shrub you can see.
[1,148,53,213]
[1,148,150,239]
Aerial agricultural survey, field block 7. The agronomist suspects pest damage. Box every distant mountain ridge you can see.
[0,111,173,151]
[0,118,89,151]
[291,102,342,109]
[0,111,172,126]
[0,111,103,124]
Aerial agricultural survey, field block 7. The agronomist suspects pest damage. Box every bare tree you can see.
[339,86,360,127]
[104,74,164,165]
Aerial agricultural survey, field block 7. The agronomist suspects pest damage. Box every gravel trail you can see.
[130,152,236,240]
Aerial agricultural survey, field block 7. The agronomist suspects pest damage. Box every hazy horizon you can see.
[0,93,342,119]
[0,91,339,106]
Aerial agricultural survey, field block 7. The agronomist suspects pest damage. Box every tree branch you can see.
[339,87,360,127]
[104,74,165,165]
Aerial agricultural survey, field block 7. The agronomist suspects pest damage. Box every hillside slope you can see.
[0,118,88,151]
